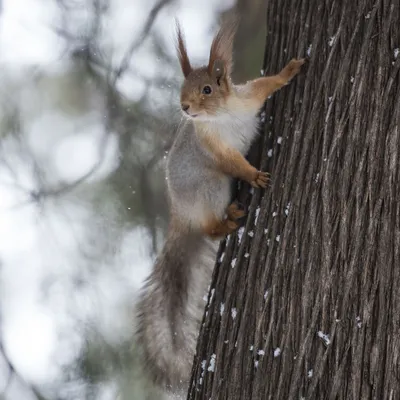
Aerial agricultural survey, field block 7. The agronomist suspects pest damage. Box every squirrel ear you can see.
[207,15,238,78]
[175,19,192,78]
[211,59,226,83]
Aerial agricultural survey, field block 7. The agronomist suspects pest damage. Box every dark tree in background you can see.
[189,0,400,399]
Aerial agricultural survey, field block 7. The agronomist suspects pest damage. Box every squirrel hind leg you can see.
[202,214,240,239]
[226,202,246,220]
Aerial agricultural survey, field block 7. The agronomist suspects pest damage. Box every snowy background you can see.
[0,0,237,398]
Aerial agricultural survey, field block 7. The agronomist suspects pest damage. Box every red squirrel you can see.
[136,18,305,391]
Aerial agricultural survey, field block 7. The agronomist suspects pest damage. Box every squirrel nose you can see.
[181,103,190,113]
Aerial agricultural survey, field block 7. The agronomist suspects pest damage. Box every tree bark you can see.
[188,0,400,399]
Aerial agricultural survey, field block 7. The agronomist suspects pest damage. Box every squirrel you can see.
[136,17,305,392]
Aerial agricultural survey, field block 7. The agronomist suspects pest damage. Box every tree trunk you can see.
[188,0,400,399]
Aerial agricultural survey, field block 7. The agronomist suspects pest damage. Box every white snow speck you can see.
[264,228,268,235]
[231,308,237,319]
[315,173,320,183]
[208,289,215,306]
[257,350,265,356]
[203,295,208,302]
[394,48,399,59]
[219,252,225,262]
[267,149,273,158]
[237,227,245,243]
[328,96,333,103]
[308,369,313,378]
[248,231,254,238]
[285,202,290,216]
[207,354,216,372]
[356,316,362,328]
[277,136,282,144]
[249,345,254,351]
[350,76,354,83]
[328,36,335,47]
[307,44,312,56]
[264,290,269,300]
[260,69,265,76]
[244,253,249,258]
[255,207,260,225]
[365,11,371,19]
[231,258,237,268]
[201,360,207,370]
[220,303,225,316]
[275,235,280,242]
[317,331,331,345]
[274,347,281,357]
[255,361,259,368]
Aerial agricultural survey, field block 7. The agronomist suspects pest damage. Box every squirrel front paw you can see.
[250,171,270,188]
[286,58,306,79]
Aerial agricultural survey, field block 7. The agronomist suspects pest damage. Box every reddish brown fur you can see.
[226,203,246,220]
[248,59,305,105]
[175,20,192,78]
[180,68,231,117]
[198,133,269,188]
[202,215,239,239]
[207,16,238,78]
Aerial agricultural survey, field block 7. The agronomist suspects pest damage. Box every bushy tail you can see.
[136,221,218,391]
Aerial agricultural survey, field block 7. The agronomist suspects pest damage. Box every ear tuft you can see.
[207,14,239,78]
[175,19,192,78]
[212,59,225,83]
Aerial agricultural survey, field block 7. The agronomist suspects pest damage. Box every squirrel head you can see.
[175,17,238,120]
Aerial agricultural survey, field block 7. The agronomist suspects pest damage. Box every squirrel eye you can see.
[202,85,212,95]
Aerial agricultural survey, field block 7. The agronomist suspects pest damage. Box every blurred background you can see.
[0,0,266,398]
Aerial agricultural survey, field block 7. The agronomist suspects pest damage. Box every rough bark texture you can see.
[188,0,400,399]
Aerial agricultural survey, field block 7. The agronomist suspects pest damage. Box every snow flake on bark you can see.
[317,331,331,346]
[231,308,237,320]
[207,354,216,372]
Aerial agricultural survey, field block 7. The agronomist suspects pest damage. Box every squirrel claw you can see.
[251,171,270,188]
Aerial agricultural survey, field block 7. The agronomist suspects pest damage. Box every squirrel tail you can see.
[136,217,217,391]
